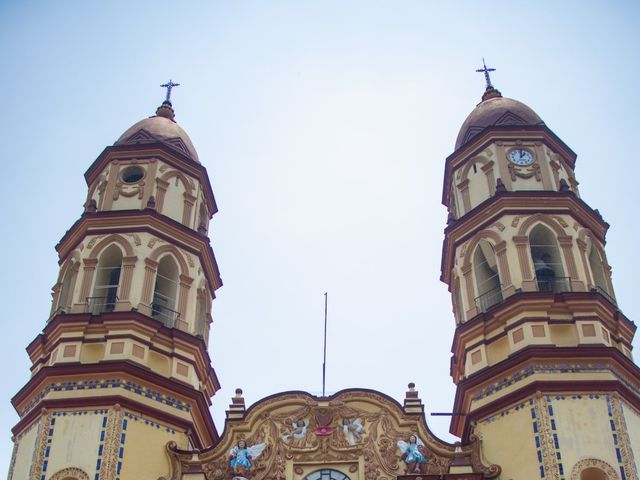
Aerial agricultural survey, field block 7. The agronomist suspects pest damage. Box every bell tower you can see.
[8,94,222,480]
[442,69,640,480]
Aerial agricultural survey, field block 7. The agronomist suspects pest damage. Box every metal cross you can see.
[160,79,180,102]
[475,59,496,89]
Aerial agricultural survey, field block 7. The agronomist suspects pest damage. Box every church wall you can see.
[118,412,186,480]
[622,400,640,475]
[162,177,188,225]
[552,395,619,477]
[8,419,39,480]
[474,401,540,480]
[44,410,105,478]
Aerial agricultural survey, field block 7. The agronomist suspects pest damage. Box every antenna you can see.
[322,292,328,397]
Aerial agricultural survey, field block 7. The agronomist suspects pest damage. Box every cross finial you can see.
[475,58,496,90]
[160,79,180,103]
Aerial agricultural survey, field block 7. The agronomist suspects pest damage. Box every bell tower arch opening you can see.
[90,243,123,313]
[473,239,502,312]
[152,254,180,326]
[529,224,566,292]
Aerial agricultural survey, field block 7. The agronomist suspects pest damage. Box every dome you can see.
[115,102,199,163]
[455,92,544,150]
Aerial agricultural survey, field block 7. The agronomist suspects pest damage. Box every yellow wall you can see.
[46,411,104,478]
[9,420,40,480]
[471,406,540,480]
[622,401,640,474]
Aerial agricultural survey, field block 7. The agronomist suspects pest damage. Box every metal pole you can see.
[322,292,328,397]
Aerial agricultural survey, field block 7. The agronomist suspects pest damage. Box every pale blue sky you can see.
[1,0,639,473]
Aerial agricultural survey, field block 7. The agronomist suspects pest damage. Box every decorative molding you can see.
[608,394,638,480]
[568,458,619,480]
[99,405,124,480]
[50,467,90,480]
[31,410,52,480]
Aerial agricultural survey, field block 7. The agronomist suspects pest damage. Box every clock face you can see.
[508,149,534,166]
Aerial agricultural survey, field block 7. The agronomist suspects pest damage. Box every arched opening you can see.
[529,224,568,292]
[580,467,608,480]
[304,469,351,480]
[152,255,180,327]
[453,277,465,324]
[56,262,76,311]
[588,243,612,298]
[198,204,208,230]
[473,240,502,312]
[90,244,122,313]
[195,292,208,340]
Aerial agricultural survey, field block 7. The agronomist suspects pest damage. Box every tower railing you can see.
[86,296,119,315]
[535,276,571,293]
[475,285,504,313]
[151,294,181,329]
[591,286,617,306]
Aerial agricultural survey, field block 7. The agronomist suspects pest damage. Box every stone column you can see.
[513,235,536,291]
[558,235,584,291]
[182,192,197,227]
[155,178,169,213]
[576,238,592,289]
[481,160,496,196]
[78,258,98,310]
[461,263,477,319]
[457,179,472,214]
[177,275,194,332]
[116,256,137,310]
[139,258,158,316]
[495,241,515,297]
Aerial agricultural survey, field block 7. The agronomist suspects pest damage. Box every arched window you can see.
[452,277,465,324]
[90,244,122,313]
[473,240,502,312]
[56,261,76,311]
[152,255,180,327]
[588,243,611,297]
[529,224,568,292]
[304,470,350,480]
[580,467,608,480]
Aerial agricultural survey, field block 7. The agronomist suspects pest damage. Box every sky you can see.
[1,0,640,474]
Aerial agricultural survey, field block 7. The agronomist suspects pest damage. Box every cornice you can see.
[10,360,218,446]
[440,191,609,284]
[450,291,636,356]
[85,143,218,215]
[55,210,222,294]
[449,345,640,439]
[442,125,577,206]
[26,312,220,395]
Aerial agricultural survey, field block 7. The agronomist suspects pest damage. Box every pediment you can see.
[117,128,194,159]
[163,389,500,480]
[494,111,528,126]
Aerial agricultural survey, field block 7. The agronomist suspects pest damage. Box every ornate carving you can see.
[86,235,103,250]
[163,391,497,480]
[492,222,505,232]
[50,467,90,480]
[31,411,52,480]
[568,458,619,480]
[511,216,521,228]
[534,395,561,480]
[128,233,142,246]
[148,237,161,248]
[609,394,638,480]
[508,161,542,181]
[98,406,124,479]
[553,216,568,228]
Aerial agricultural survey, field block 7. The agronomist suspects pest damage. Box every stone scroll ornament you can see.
[397,435,427,474]
[228,440,267,480]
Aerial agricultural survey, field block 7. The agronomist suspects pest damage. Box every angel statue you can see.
[282,419,308,446]
[341,417,365,445]
[228,440,267,479]
[397,434,427,474]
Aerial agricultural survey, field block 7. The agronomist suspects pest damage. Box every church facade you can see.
[7,78,640,480]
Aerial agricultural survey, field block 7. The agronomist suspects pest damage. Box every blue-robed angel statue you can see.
[397,434,427,474]
[228,440,266,479]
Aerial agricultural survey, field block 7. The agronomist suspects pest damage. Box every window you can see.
[90,244,122,314]
[152,256,180,327]
[304,470,351,480]
[588,242,610,295]
[473,240,502,312]
[529,225,568,292]
[120,165,145,184]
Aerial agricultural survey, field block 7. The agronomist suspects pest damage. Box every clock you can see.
[508,148,534,166]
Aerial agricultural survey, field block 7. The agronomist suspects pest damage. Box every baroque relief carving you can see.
[98,405,124,479]
[568,458,619,480]
[161,391,500,480]
[50,467,90,480]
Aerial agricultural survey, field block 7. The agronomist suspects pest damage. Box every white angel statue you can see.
[397,434,427,474]
[228,440,267,478]
[341,417,365,445]
[282,419,308,446]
